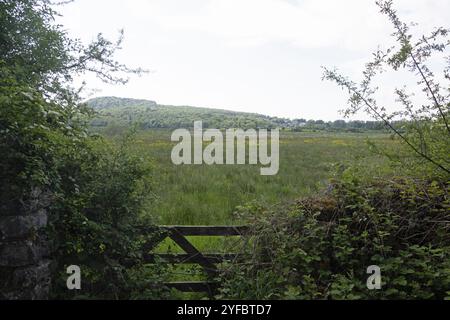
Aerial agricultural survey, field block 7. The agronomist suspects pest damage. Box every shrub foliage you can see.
[218,176,449,299]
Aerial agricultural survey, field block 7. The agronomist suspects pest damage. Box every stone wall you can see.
[0,189,51,300]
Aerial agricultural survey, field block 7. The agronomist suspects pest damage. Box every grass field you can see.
[114,129,397,250]
[122,130,394,225]
[105,129,397,298]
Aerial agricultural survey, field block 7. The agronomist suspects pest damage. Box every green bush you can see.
[0,64,88,210]
[218,175,450,299]
[0,0,168,299]
[49,132,171,299]
[0,67,169,299]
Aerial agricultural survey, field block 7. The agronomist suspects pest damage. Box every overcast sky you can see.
[57,0,450,120]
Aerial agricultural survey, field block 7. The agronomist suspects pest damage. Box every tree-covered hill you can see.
[87,96,386,131]
[87,96,290,129]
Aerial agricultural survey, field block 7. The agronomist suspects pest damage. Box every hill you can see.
[87,96,387,131]
[87,96,293,129]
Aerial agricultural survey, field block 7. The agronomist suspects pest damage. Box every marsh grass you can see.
[105,129,399,298]
[116,130,397,247]
[125,131,394,223]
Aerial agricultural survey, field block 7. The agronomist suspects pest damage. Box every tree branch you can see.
[350,87,450,174]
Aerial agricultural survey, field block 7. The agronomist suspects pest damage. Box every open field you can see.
[104,129,399,255]
[121,130,396,226]
[108,129,398,298]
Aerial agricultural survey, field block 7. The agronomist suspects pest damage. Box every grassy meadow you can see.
[105,129,397,298]
[124,130,393,224]
[102,130,397,252]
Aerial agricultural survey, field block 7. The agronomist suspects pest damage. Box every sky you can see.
[57,0,450,120]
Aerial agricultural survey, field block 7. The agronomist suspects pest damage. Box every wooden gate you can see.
[143,225,248,296]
